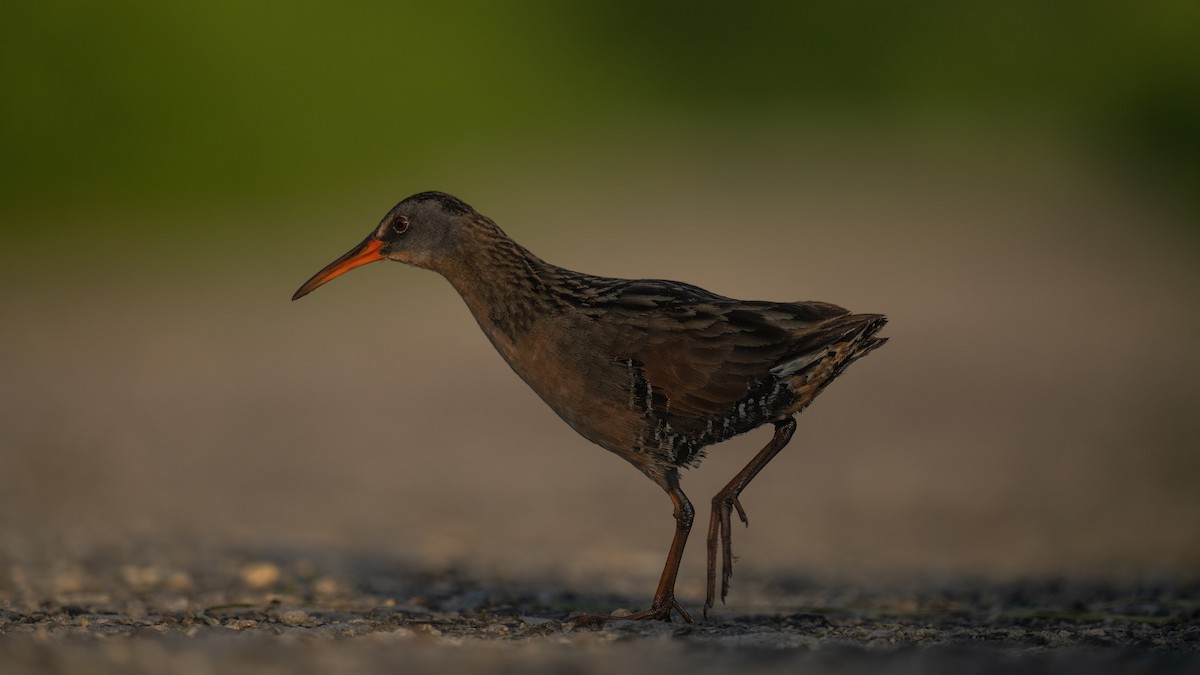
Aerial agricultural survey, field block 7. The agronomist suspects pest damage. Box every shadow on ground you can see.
[2,540,1197,674]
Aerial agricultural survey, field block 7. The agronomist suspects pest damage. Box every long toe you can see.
[628,597,693,624]
[574,597,692,627]
[720,498,735,603]
[705,503,723,614]
[734,497,749,527]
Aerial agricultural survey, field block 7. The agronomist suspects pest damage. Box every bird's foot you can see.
[704,493,748,617]
[569,597,693,628]
[733,496,749,526]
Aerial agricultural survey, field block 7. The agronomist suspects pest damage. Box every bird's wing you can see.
[615,299,852,430]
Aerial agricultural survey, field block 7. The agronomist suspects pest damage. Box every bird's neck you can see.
[435,220,558,351]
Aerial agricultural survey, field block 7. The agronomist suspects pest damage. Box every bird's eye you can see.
[394,216,410,234]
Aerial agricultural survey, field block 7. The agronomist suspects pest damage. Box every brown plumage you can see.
[293,191,887,622]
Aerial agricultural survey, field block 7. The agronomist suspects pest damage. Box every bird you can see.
[292,191,887,623]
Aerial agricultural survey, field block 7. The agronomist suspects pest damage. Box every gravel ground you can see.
[2,542,1197,674]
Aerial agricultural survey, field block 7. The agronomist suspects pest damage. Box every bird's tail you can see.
[772,313,888,414]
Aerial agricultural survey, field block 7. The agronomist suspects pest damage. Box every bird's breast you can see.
[483,314,647,456]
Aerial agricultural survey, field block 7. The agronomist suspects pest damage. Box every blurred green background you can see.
[3,2,1199,231]
[2,2,1198,592]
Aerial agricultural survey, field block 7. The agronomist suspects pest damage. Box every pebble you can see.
[413,623,442,637]
[278,610,309,626]
[119,566,193,593]
[239,562,281,589]
[313,576,341,597]
[1,544,1196,660]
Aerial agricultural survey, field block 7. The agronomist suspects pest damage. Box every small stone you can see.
[414,623,442,636]
[278,609,309,626]
[518,615,554,626]
[239,562,281,589]
[166,570,193,591]
[118,565,191,593]
[609,608,634,618]
[313,576,341,597]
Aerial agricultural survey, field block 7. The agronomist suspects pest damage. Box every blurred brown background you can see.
[1,3,1198,603]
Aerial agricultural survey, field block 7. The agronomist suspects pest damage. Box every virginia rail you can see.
[293,192,887,622]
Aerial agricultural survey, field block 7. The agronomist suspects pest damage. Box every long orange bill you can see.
[292,237,385,301]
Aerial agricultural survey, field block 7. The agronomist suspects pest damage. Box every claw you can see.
[572,597,692,628]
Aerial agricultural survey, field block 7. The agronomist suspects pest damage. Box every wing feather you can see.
[616,299,852,428]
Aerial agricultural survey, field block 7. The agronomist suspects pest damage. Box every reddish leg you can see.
[572,470,695,626]
[705,417,797,617]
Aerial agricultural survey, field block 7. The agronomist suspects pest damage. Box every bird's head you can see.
[292,191,478,301]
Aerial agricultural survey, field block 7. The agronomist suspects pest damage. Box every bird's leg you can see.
[632,473,695,622]
[705,417,797,617]
[572,470,694,626]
